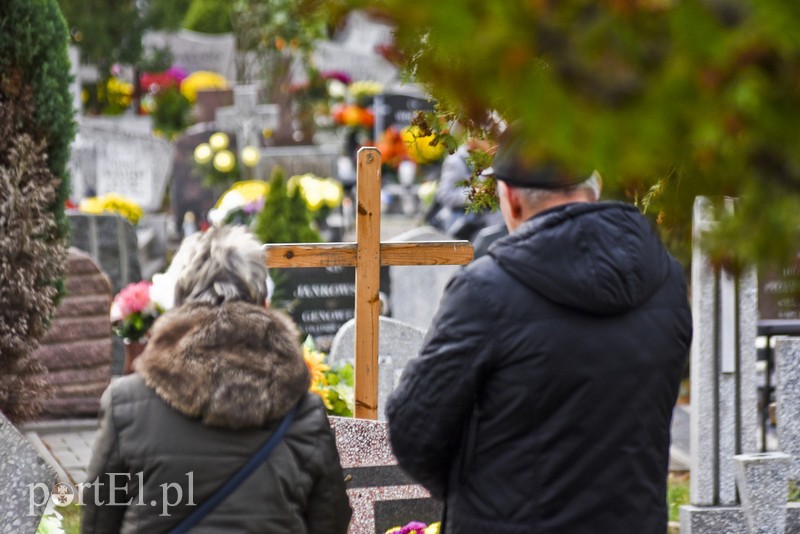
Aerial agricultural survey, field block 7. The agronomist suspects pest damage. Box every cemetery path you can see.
[20,419,97,485]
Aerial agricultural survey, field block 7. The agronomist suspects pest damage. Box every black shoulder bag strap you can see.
[168,402,299,534]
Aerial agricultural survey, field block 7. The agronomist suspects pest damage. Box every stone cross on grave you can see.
[264,147,474,420]
[215,85,278,148]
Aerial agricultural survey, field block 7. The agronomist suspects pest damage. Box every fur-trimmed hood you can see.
[135,302,310,429]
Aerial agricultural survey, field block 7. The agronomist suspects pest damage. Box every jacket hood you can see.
[135,302,310,429]
[489,201,671,315]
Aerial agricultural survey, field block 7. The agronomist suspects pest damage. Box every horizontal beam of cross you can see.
[263,148,476,419]
[264,241,474,268]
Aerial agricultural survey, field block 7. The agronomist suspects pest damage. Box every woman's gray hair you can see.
[173,226,268,307]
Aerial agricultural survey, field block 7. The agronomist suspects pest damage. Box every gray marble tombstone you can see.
[256,144,340,182]
[733,452,792,534]
[0,412,58,532]
[68,117,175,212]
[311,10,398,84]
[142,29,237,81]
[680,197,780,533]
[776,337,800,481]
[329,416,441,534]
[68,213,141,295]
[388,226,461,333]
[215,85,278,149]
[776,337,800,534]
[170,125,223,231]
[329,317,425,422]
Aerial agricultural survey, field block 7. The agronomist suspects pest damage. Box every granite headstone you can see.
[272,266,391,352]
[32,248,113,417]
[0,411,58,532]
[68,213,141,295]
[256,144,341,181]
[388,227,461,333]
[680,197,762,533]
[170,125,226,231]
[329,317,425,421]
[142,29,237,80]
[311,11,397,84]
[776,337,800,481]
[215,85,278,148]
[69,118,174,212]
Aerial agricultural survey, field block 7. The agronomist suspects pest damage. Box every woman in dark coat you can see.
[82,226,352,533]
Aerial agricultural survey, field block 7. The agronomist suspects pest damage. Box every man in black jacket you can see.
[386,126,692,534]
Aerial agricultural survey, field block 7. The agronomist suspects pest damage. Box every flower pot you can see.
[123,339,147,375]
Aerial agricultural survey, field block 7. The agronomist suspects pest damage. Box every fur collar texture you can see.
[135,302,310,429]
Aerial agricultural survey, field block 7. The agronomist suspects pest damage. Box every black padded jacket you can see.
[386,201,692,534]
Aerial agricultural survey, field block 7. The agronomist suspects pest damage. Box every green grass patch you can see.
[61,502,81,534]
[37,502,81,534]
[667,473,690,523]
[790,481,800,502]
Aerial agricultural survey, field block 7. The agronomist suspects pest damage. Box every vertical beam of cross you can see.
[263,149,474,420]
[354,147,382,419]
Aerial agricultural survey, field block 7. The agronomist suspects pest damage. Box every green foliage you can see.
[184,0,233,34]
[322,1,800,271]
[112,312,160,342]
[37,502,81,534]
[232,0,328,54]
[324,362,354,417]
[138,47,174,74]
[0,0,74,422]
[667,474,690,522]
[1,0,75,248]
[142,0,193,31]
[231,0,330,142]
[0,75,64,422]
[57,0,145,71]
[253,166,322,244]
[151,87,192,140]
[197,156,239,190]
[790,480,800,502]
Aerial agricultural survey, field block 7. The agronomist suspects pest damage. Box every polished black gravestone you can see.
[272,266,391,351]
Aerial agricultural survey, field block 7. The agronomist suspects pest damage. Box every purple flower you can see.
[166,66,189,83]
[401,522,427,534]
[322,70,352,85]
[242,198,264,214]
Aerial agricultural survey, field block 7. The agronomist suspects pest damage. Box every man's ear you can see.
[504,184,525,220]
[590,170,603,200]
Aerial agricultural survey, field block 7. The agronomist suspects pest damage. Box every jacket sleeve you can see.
[435,151,470,209]
[386,269,494,499]
[304,403,352,533]
[81,384,127,534]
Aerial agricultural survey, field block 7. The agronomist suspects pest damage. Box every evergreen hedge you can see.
[253,167,322,245]
[0,0,75,422]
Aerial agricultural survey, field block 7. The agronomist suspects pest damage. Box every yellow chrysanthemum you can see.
[401,126,445,164]
[288,174,344,211]
[79,193,144,225]
[304,346,331,408]
[180,71,229,103]
[349,80,383,100]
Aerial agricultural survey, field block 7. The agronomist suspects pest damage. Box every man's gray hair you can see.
[514,170,601,207]
[173,225,268,307]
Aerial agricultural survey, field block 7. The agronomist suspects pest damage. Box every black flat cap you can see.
[481,125,588,189]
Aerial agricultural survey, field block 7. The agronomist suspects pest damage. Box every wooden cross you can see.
[264,147,474,420]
